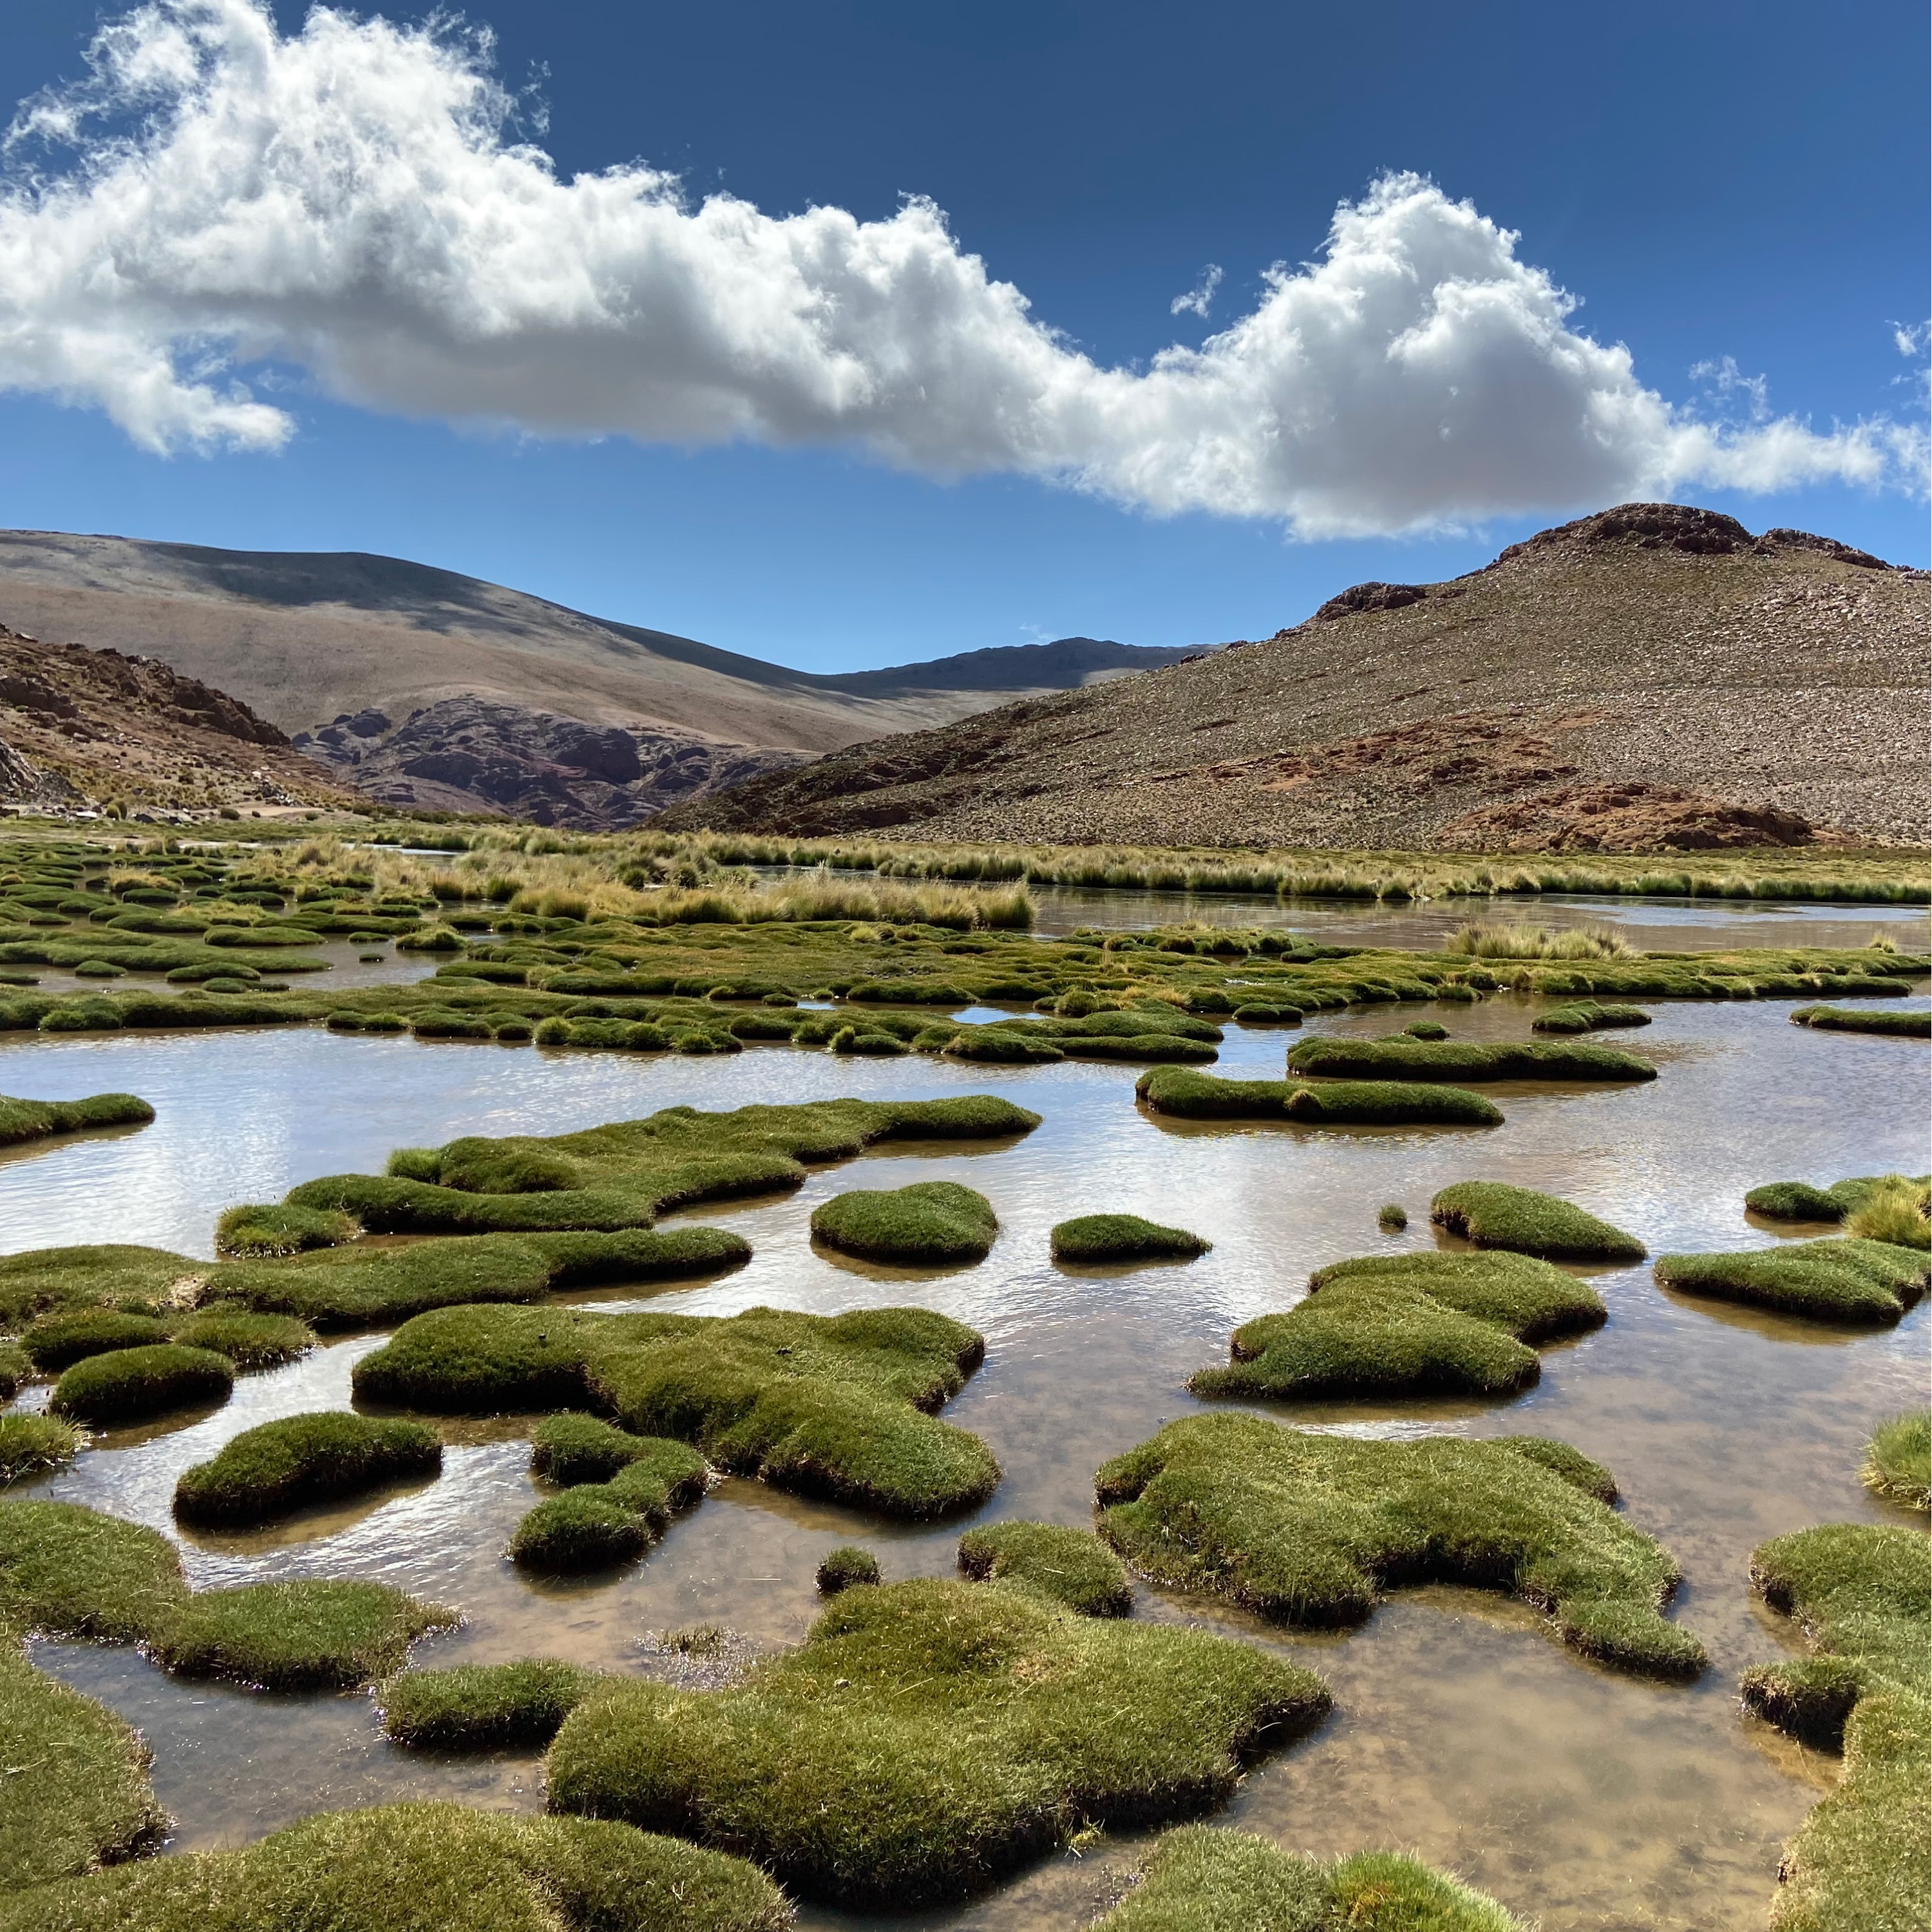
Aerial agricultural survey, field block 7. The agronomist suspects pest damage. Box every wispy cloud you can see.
[0,1,1923,534]
[1170,265,1223,319]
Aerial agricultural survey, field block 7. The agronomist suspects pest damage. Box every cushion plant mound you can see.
[817,1546,881,1593]
[1429,1181,1647,1262]
[511,1437,708,1573]
[545,1575,1329,1909]
[1091,1826,1527,1932]
[1285,1036,1658,1083]
[382,1659,602,1751]
[1654,1238,1929,1325]
[1096,1414,1703,1679]
[173,1412,442,1527]
[214,1201,358,1257]
[1191,1252,1607,1403]
[810,1182,998,1264]
[0,1501,453,1689]
[1741,1523,1929,1932]
[284,1094,1039,1236]
[531,1413,701,1489]
[166,1306,315,1369]
[0,1415,84,1485]
[22,1309,167,1371]
[956,1520,1132,1617]
[1135,1065,1502,1127]
[1532,1001,1652,1034]
[1049,1214,1210,1263]
[1862,1410,1931,1513]
[0,1091,153,1147]
[1791,1003,1931,1037]
[355,1302,999,1519]
[0,1801,791,1932]
[0,1638,164,1891]
[49,1344,234,1423]
[0,1245,197,1331]
[1747,1173,1931,1226]
[941,1029,1065,1064]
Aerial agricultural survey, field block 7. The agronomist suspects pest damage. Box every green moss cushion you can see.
[1049,1215,1209,1262]
[50,1345,234,1423]
[1654,1238,1929,1324]
[810,1182,998,1264]
[1430,1181,1646,1261]
[173,1413,442,1527]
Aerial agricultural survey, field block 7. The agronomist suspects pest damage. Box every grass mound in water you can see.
[544,1575,1329,1908]
[1091,1825,1527,1932]
[817,1546,881,1593]
[355,1303,998,1519]
[956,1521,1132,1617]
[0,1500,452,1689]
[0,1246,193,1329]
[1285,1036,1658,1083]
[1135,1065,1503,1127]
[0,1801,791,1932]
[23,1309,167,1371]
[167,1306,316,1368]
[1532,1001,1652,1034]
[1741,1522,1929,1932]
[50,1344,234,1423]
[284,1095,1039,1236]
[1097,1414,1702,1678]
[0,1638,164,1890]
[1844,1177,1932,1251]
[214,1202,358,1257]
[0,1416,84,1486]
[810,1182,998,1264]
[0,1091,153,1147]
[381,1659,602,1751]
[1747,1173,1931,1230]
[510,1439,708,1573]
[531,1413,677,1486]
[1429,1181,1647,1261]
[1189,1253,1606,1403]
[1048,1215,1210,1263]
[1862,1410,1931,1513]
[1654,1238,1929,1324]
[1791,1003,1931,1037]
[173,1412,442,1527]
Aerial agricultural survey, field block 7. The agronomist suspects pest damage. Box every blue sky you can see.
[0,0,1924,672]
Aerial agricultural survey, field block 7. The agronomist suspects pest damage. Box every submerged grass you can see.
[0,1802,791,1932]
[1287,1036,1658,1083]
[1429,1181,1646,1261]
[1049,1214,1210,1262]
[1191,1252,1606,1403]
[1097,1413,1701,1678]
[1861,1411,1931,1513]
[1137,1065,1503,1127]
[810,1182,998,1264]
[173,1412,442,1526]
[1654,1238,1929,1324]
[545,1575,1330,1908]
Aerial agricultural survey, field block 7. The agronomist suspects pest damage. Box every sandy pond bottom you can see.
[1,945,1927,1931]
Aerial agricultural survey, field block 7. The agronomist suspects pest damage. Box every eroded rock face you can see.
[295,697,806,829]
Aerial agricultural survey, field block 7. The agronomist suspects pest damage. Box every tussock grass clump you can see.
[1791,1003,1930,1037]
[817,1546,880,1593]
[545,1575,1329,1908]
[0,1415,84,1485]
[1844,1177,1931,1251]
[1747,1173,1929,1226]
[356,1303,999,1519]
[1137,1065,1503,1126]
[1191,1253,1605,1403]
[1287,1036,1657,1083]
[381,1659,601,1751]
[174,1412,442,1527]
[1430,1181,1646,1261]
[0,1802,791,1932]
[1092,1825,1527,1932]
[1533,1000,1652,1034]
[1741,1523,1928,1932]
[941,1029,1064,1063]
[1654,1238,1929,1324]
[0,1091,153,1146]
[1377,1203,1407,1231]
[1097,1414,1702,1678]
[811,1182,998,1264]
[214,1201,357,1257]
[1401,1018,1449,1040]
[1862,1411,1931,1513]
[167,1306,316,1368]
[50,1343,234,1422]
[531,1413,674,1486]
[286,1095,1039,1237]
[23,1309,167,1371]
[511,1436,708,1572]
[0,1501,452,1689]
[1049,1214,1209,1263]
[1448,921,1634,960]
[956,1521,1132,1617]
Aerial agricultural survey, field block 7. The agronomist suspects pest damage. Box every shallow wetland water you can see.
[1,894,1927,1931]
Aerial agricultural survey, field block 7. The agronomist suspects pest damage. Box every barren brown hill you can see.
[0,625,361,819]
[660,504,1932,852]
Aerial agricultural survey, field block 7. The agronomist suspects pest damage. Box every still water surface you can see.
[1,896,1926,1931]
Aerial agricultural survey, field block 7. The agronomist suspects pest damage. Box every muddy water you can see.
[1,910,1927,1930]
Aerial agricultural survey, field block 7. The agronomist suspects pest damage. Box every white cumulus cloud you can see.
[1,0,1923,535]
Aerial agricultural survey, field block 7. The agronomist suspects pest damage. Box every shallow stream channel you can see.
[3,891,1927,1932]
